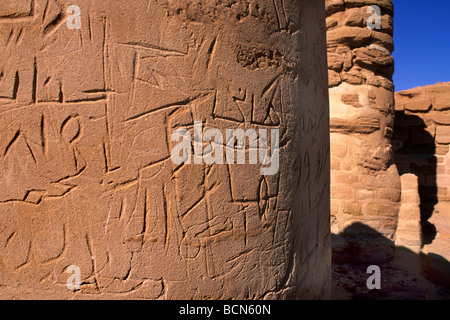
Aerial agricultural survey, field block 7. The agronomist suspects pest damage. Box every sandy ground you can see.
[331,205,450,300]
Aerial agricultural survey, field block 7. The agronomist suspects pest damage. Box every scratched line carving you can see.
[0,0,330,299]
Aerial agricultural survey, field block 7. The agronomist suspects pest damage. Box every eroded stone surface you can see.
[326,0,400,238]
[394,82,450,288]
[0,0,330,299]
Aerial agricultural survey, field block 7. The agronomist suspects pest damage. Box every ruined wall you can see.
[394,82,450,203]
[326,0,400,238]
[0,0,330,299]
[393,82,450,256]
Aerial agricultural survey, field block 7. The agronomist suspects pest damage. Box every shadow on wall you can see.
[332,223,450,300]
[392,111,438,245]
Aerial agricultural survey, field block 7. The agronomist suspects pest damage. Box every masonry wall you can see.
[393,82,450,249]
[326,0,401,238]
[394,83,450,203]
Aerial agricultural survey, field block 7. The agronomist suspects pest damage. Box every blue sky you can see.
[393,0,450,91]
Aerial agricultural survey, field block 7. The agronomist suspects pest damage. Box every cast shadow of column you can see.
[332,223,450,300]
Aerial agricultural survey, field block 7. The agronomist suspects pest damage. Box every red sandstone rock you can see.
[0,0,330,299]
[327,0,400,238]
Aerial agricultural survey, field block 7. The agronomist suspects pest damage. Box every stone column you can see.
[326,0,401,238]
[395,174,422,252]
[0,0,330,299]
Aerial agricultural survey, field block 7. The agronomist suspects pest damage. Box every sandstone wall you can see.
[326,0,400,238]
[0,0,330,299]
[393,82,450,253]
[394,83,450,203]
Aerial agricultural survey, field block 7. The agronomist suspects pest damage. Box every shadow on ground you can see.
[332,223,450,300]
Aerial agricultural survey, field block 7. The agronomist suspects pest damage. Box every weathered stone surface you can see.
[353,46,394,77]
[327,0,400,238]
[330,118,380,134]
[395,174,422,252]
[0,0,330,299]
[343,0,394,14]
[396,82,450,112]
[328,69,342,87]
[0,0,34,17]
[327,26,372,47]
[327,3,450,298]
[328,52,345,71]
[404,99,432,112]
[436,126,450,144]
[433,112,450,125]
[393,83,450,288]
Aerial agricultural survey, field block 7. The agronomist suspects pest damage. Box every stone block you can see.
[366,202,398,217]
[436,126,450,144]
[432,93,450,111]
[328,69,342,87]
[342,202,362,216]
[405,99,432,112]
[333,172,360,184]
[331,185,354,200]
[328,53,344,71]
